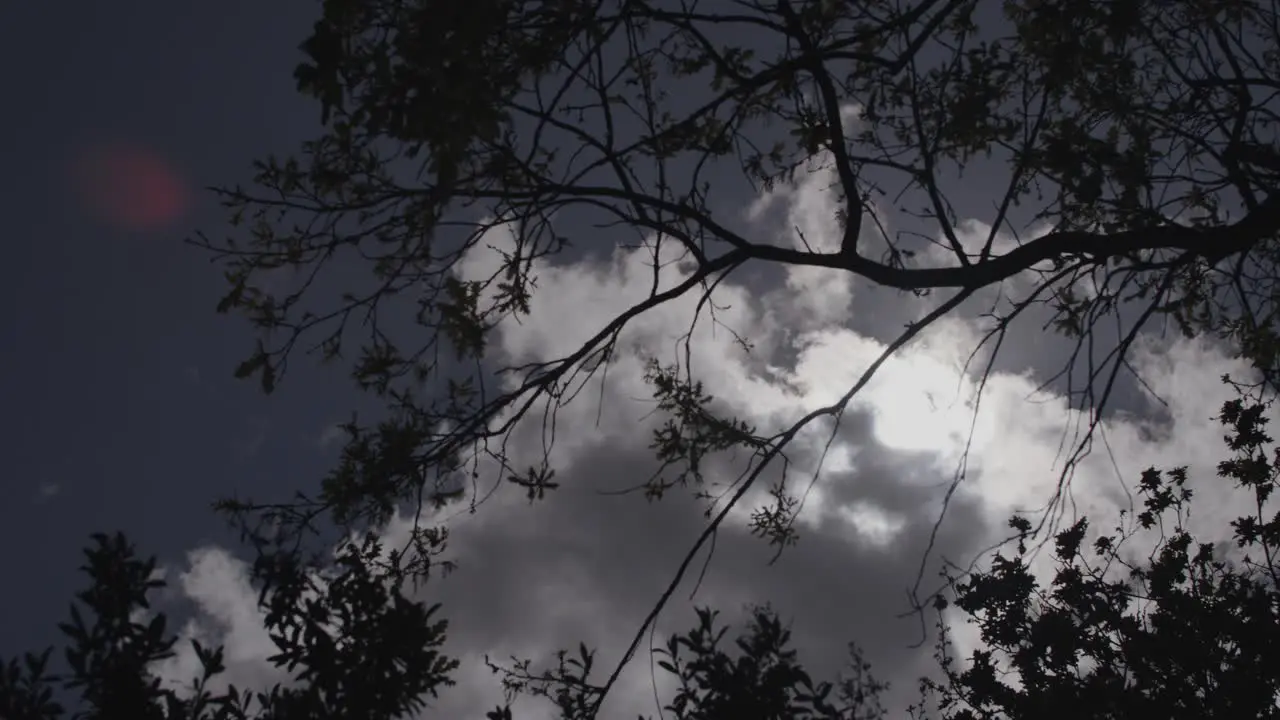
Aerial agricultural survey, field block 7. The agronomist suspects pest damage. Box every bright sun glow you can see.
[861,351,991,456]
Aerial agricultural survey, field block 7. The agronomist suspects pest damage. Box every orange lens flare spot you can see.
[71,143,191,232]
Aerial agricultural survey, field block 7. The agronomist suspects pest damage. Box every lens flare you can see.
[71,142,190,232]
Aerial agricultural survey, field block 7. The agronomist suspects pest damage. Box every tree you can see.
[0,531,458,720]
[1,537,889,720]
[191,0,1280,713]
[911,384,1280,719]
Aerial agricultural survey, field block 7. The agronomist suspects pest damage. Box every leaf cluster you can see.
[0,532,457,720]
[917,391,1280,720]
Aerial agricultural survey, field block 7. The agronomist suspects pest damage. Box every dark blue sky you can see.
[0,1,353,651]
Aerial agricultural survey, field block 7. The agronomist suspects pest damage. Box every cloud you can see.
[151,151,1267,717]
[315,422,346,449]
[151,548,288,697]
[34,481,61,503]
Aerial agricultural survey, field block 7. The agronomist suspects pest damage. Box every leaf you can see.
[233,353,263,380]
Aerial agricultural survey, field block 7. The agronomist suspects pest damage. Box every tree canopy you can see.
[15,0,1279,717]
[0,531,457,720]
[201,0,1280,545]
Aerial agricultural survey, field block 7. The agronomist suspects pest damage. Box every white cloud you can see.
[841,501,908,547]
[151,548,285,697]
[775,156,857,327]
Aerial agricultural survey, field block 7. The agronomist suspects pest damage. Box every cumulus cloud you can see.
[151,547,288,697]
[150,146,1267,717]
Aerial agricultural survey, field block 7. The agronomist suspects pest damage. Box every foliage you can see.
[0,532,457,720]
[198,0,1280,563]
[913,388,1280,719]
[186,0,1280,713]
[484,605,888,720]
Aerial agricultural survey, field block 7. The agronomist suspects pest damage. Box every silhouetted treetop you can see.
[189,1,1280,712]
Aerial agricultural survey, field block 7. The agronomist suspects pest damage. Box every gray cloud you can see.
[397,413,989,716]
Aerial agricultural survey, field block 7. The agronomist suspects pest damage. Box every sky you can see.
[0,3,1269,719]
[0,0,353,649]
